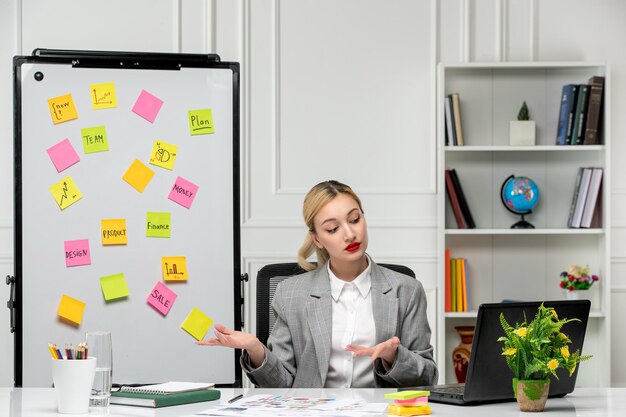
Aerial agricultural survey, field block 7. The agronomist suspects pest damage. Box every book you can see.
[455,258,463,312]
[444,249,451,312]
[444,95,457,146]
[566,167,584,227]
[584,76,605,145]
[450,257,457,312]
[451,93,464,146]
[449,169,476,228]
[571,84,590,145]
[580,168,603,228]
[460,258,467,312]
[119,381,215,394]
[569,167,593,228]
[111,388,220,408]
[445,170,465,228]
[556,84,578,145]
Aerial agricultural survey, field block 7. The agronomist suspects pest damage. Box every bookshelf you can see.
[436,62,610,387]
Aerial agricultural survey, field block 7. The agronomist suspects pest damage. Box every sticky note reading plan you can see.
[90,82,118,109]
[168,176,199,209]
[181,308,213,341]
[81,126,109,153]
[101,219,127,245]
[146,212,171,238]
[57,295,86,325]
[188,108,215,135]
[149,140,178,170]
[48,93,79,124]
[49,176,83,210]
[147,281,177,316]
[162,256,188,281]
[122,159,155,192]
[132,90,163,123]
[100,273,130,301]
[47,139,80,172]
[64,239,91,267]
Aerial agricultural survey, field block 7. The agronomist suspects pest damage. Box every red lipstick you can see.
[345,242,360,252]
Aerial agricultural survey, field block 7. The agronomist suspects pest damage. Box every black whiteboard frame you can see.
[12,49,242,387]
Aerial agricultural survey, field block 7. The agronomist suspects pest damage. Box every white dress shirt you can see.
[324,258,376,388]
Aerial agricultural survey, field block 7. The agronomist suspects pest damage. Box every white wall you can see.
[1,0,625,386]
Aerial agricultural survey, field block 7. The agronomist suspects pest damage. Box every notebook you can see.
[111,388,220,408]
[407,300,591,406]
[118,381,215,394]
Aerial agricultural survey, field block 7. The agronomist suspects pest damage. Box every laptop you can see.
[409,300,591,405]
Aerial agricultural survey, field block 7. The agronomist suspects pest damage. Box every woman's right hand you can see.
[196,323,266,367]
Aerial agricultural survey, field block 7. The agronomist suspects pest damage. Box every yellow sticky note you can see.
[146,212,171,238]
[90,82,118,109]
[149,140,178,170]
[162,256,188,281]
[57,294,86,325]
[101,219,128,245]
[48,93,79,124]
[387,404,431,416]
[384,390,430,400]
[188,108,215,135]
[100,273,130,301]
[49,176,83,210]
[123,159,155,192]
[181,308,213,341]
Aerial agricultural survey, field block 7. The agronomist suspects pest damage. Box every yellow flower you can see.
[548,359,559,371]
[558,332,569,341]
[550,308,558,319]
[514,327,528,337]
[561,347,570,358]
[503,348,517,356]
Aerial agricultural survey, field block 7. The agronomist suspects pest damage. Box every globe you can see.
[500,175,539,228]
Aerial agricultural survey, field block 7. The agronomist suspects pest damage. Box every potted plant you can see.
[510,101,536,146]
[498,304,592,412]
[560,264,599,300]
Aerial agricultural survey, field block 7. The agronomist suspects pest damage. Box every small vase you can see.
[452,326,475,383]
[513,378,550,412]
[565,289,589,300]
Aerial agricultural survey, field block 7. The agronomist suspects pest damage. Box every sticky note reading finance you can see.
[132,90,163,123]
[100,273,130,301]
[49,176,83,210]
[149,140,178,170]
[64,239,91,267]
[168,176,199,209]
[146,212,171,238]
[57,294,86,325]
[147,281,177,316]
[81,126,109,153]
[47,139,80,172]
[162,256,187,281]
[122,159,155,192]
[181,308,213,341]
[101,219,127,245]
[90,82,118,109]
[48,93,79,124]
[188,108,215,135]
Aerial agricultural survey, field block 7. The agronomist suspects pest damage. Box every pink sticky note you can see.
[64,239,91,267]
[132,90,163,123]
[47,139,80,172]
[168,176,199,209]
[147,281,177,316]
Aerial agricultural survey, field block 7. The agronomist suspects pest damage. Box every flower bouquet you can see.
[560,265,599,292]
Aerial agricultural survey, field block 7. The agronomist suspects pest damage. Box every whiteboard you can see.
[14,51,241,386]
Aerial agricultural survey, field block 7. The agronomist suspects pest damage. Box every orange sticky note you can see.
[181,308,213,341]
[48,94,79,124]
[122,159,155,192]
[57,295,86,325]
[101,219,128,245]
[162,256,188,281]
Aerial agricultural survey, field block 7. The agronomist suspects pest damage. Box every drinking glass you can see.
[85,330,113,407]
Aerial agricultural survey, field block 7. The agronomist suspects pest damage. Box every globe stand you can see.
[511,213,535,229]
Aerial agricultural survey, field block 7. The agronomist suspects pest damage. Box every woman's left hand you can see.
[345,336,400,367]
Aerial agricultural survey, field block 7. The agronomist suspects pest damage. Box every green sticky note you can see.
[181,308,213,340]
[384,390,430,400]
[188,109,215,135]
[81,126,109,153]
[100,273,130,301]
[146,212,171,238]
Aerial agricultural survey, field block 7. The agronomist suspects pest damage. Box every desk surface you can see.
[1,387,625,416]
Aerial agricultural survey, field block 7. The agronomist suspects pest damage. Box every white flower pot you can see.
[509,120,536,146]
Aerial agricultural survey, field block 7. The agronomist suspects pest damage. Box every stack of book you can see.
[444,169,475,229]
[444,249,469,312]
[567,167,603,228]
[385,390,431,416]
[110,381,219,408]
[556,76,604,145]
[444,92,464,146]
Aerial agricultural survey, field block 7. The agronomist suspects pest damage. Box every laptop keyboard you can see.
[433,385,465,395]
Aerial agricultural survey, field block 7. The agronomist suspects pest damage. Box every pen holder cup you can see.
[51,357,96,414]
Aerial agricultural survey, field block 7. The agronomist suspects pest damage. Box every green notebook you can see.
[111,389,220,408]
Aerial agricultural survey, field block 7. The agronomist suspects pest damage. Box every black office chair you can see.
[255,262,416,347]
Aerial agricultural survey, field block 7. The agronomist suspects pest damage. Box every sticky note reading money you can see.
[168,176,199,209]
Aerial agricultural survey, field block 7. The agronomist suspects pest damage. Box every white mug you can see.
[51,357,96,414]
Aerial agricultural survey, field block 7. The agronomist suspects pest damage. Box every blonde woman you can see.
[198,180,438,387]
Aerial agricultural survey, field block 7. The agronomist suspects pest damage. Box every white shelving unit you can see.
[436,62,610,387]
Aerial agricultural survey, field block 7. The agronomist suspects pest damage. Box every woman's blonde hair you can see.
[297,180,363,271]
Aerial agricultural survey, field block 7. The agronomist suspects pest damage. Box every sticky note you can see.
[48,93,79,124]
[101,219,127,245]
[81,126,109,153]
[90,82,118,109]
[49,176,83,210]
[384,391,430,400]
[57,295,86,325]
[146,212,171,238]
[47,139,80,172]
[181,308,213,341]
[386,404,431,416]
[162,256,188,281]
[148,140,178,170]
[100,273,130,301]
[168,177,199,209]
[64,239,91,267]
[122,159,155,192]
[147,281,177,316]
[132,90,163,123]
[394,397,428,405]
[188,108,215,135]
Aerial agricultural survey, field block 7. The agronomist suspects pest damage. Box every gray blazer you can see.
[242,259,438,388]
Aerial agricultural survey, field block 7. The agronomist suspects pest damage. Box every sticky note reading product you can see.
[122,159,155,192]
[47,139,80,172]
[64,239,91,267]
[100,273,130,301]
[132,90,163,123]
[188,108,215,135]
[168,177,199,209]
[181,308,213,341]
[57,295,86,325]
[49,176,83,210]
[90,82,118,109]
[146,212,171,238]
[148,140,178,170]
[161,256,188,281]
[101,219,127,245]
[48,94,79,124]
[147,281,177,316]
[81,126,109,153]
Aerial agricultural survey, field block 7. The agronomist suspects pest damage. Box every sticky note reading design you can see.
[49,176,83,210]
[48,94,79,124]
[149,140,178,170]
[100,273,130,301]
[57,294,86,325]
[147,281,177,316]
[90,82,118,109]
[161,256,188,281]
[64,239,91,267]
[81,126,109,153]
[101,219,127,245]
[188,108,215,135]
[132,90,163,123]
[146,212,171,238]
[122,159,155,192]
[168,177,199,209]
[181,308,213,341]
[47,139,80,172]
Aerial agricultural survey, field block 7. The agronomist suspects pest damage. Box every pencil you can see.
[54,345,64,360]
[48,343,58,359]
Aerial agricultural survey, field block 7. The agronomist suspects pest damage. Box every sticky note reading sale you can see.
[147,281,177,316]
[149,140,178,170]
[81,126,109,153]
[64,239,91,267]
[90,82,118,109]
[168,177,199,209]
[146,212,171,238]
[181,308,213,341]
[188,108,215,135]
[100,273,130,301]
[162,256,188,281]
[47,139,80,172]
[132,90,163,123]
[48,93,79,124]
[122,159,155,192]
[49,176,83,210]
[57,294,86,325]
[101,219,127,245]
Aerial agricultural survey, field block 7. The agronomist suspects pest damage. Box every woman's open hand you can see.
[197,323,266,368]
[344,336,401,368]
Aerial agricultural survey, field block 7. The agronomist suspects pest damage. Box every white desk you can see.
[1,387,625,416]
